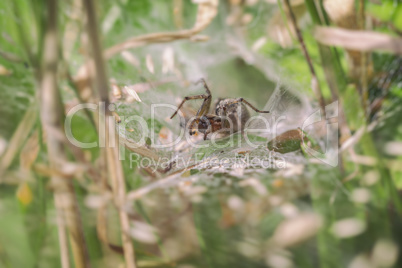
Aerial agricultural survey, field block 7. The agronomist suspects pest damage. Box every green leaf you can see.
[367,1,395,22]
[392,4,402,31]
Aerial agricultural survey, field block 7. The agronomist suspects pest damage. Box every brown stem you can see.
[81,0,137,267]
[284,0,326,116]
[40,1,90,267]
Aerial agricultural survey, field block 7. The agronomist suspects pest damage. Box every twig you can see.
[283,0,326,116]
[40,1,90,267]
[82,0,137,267]
[104,30,206,59]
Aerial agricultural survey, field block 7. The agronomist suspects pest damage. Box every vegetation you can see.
[0,0,402,267]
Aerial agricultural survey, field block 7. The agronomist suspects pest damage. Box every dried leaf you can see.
[121,51,140,67]
[102,4,122,34]
[385,141,402,156]
[372,239,399,267]
[351,188,371,203]
[349,254,374,268]
[265,248,294,268]
[129,221,158,244]
[314,26,402,55]
[361,170,380,186]
[227,195,245,211]
[273,213,323,247]
[162,47,175,74]
[145,54,155,74]
[16,182,33,206]
[331,218,366,238]
[193,0,218,31]
[111,82,122,99]
[0,64,12,76]
[123,86,142,102]
[251,37,267,52]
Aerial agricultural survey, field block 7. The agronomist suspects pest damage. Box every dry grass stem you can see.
[82,0,137,266]
[55,207,71,268]
[0,102,37,180]
[40,1,90,267]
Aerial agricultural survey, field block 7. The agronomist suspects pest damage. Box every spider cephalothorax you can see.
[171,79,270,140]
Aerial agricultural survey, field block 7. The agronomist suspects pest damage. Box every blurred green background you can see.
[1,0,402,268]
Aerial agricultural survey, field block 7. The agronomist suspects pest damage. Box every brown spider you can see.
[170,79,270,140]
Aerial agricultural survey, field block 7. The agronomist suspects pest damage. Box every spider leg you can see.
[230,98,270,113]
[203,128,211,140]
[194,79,212,118]
[170,78,213,119]
[195,78,211,96]
[170,94,209,119]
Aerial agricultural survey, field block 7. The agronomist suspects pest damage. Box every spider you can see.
[170,79,270,140]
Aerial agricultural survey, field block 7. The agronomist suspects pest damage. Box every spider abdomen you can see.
[215,99,250,133]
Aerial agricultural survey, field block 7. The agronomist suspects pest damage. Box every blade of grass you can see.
[11,0,38,68]
[304,0,346,100]
[0,102,37,180]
